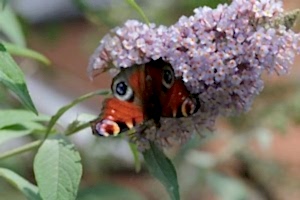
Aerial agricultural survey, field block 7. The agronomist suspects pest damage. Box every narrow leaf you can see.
[0,122,46,145]
[34,136,82,200]
[125,0,150,25]
[78,184,146,200]
[0,129,31,145]
[1,0,8,10]
[0,109,49,129]
[0,5,26,47]
[129,142,141,172]
[185,0,229,9]
[0,168,41,200]
[143,142,180,200]
[0,49,37,114]
[0,42,5,51]
[3,42,51,65]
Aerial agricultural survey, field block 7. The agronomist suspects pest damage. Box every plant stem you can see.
[0,122,91,160]
[0,140,40,160]
[66,122,90,136]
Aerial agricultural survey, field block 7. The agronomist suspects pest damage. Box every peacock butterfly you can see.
[90,59,199,137]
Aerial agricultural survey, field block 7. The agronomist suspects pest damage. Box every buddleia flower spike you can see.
[89,0,300,151]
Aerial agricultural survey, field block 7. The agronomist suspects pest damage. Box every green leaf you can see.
[0,50,38,114]
[0,129,31,145]
[2,42,51,65]
[43,89,110,140]
[183,0,229,9]
[0,122,46,145]
[0,42,5,51]
[0,168,42,200]
[125,0,150,25]
[0,4,26,47]
[78,183,146,200]
[0,109,49,129]
[129,143,141,172]
[34,136,82,200]
[142,142,180,200]
[1,0,8,10]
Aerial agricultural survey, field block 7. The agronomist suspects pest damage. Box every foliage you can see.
[0,43,37,113]
[0,1,299,200]
[143,142,179,200]
[0,168,41,200]
[34,136,82,200]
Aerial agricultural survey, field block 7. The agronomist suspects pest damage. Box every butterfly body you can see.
[91,59,199,137]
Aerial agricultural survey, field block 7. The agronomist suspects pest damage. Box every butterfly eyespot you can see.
[181,97,199,117]
[162,65,175,89]
[112,79,134,101]
[95,119,120,137]
[116,82,127,95]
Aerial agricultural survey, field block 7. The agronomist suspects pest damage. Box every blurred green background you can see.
[1,0,300,199]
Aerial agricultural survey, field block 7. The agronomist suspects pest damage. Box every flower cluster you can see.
[88,21,168,77]
[88,0,299,149]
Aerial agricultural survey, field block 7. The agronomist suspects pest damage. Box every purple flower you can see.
[88,0,299,149]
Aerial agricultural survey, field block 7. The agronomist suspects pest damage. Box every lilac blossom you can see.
[88,0,300,149]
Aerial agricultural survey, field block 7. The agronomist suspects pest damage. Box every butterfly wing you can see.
[91,64,158,136]
[145,59,200,118]
[91,59,200,137]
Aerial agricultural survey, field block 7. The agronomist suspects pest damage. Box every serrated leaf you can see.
[34,136,82,200]
[0,168,41,200]
[142,142,180,200]
[0,5,26,47]
[0,49,37,114]
[0,109,49,129]
[78,183,146,200]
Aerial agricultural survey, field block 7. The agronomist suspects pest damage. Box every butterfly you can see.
[90,59,200,137]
